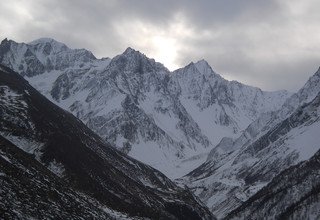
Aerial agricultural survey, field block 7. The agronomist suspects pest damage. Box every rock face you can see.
[181,68,320,218]
[0,38,290,178]
[0,65,215,220]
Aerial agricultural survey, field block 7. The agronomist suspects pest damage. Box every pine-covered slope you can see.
[0,38,290,178]
[0,64,214,220]
[181,68,320,218]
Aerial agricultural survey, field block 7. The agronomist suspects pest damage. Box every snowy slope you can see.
[0,38,290,178]
[169,60,290,146]
[181,68,320,218]
[227,149,320,220]
[0,64,214,219]
[215,66,320,157]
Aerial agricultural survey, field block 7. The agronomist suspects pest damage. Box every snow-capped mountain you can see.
[169,60,289,146]
[181,67,320,218]
[0,64,214,219]
[0,38,105,77]
[0,38,290,178]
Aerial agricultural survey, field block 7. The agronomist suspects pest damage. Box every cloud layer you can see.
[1,0,320,91]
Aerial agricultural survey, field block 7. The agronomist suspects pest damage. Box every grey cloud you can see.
[219,58,320,91]
[0,0,319,91]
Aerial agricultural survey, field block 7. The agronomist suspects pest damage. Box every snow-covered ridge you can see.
[0,38,102,77]
[28,37,66,46]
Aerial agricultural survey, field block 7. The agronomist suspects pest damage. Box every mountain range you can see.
[1,37,320,219]
[0,38,290,178]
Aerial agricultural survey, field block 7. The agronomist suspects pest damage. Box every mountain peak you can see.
[175,60,220,78]
[123,47,139,54]
[195,59,210,66]
[0,38,16,48]
[1,38,8,44]
[316,66,320,76]
[28,37,68,50]
[305,66,320,84]
[119,47,158,65]
[29,37,60,44]
[194,59,220,77]
[121,47,147,60]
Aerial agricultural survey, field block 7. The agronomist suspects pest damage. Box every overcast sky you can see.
[1,0,320,91]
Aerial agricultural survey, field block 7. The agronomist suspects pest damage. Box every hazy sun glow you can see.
[151,35,178,70]
[113,14,194,71]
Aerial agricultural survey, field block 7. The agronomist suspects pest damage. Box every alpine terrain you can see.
[1,37,320,219]
[0,38,290,178]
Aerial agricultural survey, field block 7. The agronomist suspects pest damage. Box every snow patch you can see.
[1,135,43,160]
[180,97,240,146]
[101,206,133,219]
[48,159,65,178]
[26,70,62,100]
[0,150,12,163]
[285,121,320,161]
[0,66,8,73]
[128,135,209,179]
